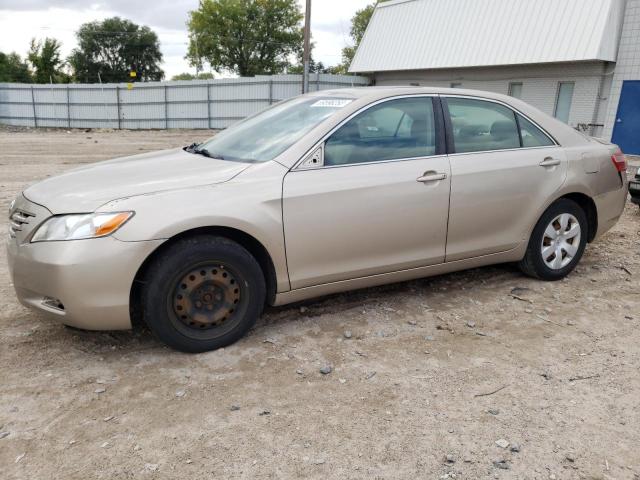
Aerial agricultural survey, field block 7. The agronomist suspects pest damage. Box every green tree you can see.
[288,53,331,75]
[171,72,215,80]
[0,52,32,83]
[334,1,385,74]
[187,0,303,76]
[68,17,164,83]
[28,37,67,83]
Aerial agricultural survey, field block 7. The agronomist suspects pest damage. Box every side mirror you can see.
[297,144,324,169]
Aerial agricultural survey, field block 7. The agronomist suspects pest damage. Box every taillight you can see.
[611,148,627,173]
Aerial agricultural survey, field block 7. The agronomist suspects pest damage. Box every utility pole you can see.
[302,0,311,94]
[194,35,201,77]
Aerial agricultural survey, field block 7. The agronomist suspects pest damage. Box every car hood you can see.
[23,148,251,213]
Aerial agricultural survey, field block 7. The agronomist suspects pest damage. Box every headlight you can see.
[31,212,134,242]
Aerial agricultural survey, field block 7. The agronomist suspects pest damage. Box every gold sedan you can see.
[7,87,628,352]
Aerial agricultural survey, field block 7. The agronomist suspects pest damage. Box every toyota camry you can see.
[7,87,628,352]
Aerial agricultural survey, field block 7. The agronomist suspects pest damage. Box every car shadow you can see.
[25,262,526,356]
[261,263,524,326]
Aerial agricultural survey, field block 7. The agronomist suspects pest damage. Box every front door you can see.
[282,96,451,289]
[612,80,640,155]
[443,96,567,261]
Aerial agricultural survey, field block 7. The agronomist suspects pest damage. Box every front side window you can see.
[324,97,437,166]
[447,97,520,153]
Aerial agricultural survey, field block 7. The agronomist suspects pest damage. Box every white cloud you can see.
[0,0,373,80]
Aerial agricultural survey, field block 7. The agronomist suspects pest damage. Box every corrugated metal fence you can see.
[0,74,370,130]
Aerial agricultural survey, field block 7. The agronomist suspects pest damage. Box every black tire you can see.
[141,235,266,353]
[519,199,588,281]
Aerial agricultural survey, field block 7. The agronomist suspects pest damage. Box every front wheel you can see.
[519,199,587,280]
[141,235,266,353]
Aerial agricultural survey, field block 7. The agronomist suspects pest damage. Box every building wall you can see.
[603,0,640,140]
[373,61,612,137]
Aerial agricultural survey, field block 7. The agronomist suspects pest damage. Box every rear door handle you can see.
[539,158,561,167]
[417,172,447,183]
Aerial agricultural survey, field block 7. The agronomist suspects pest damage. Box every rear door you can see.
[282,96,451,289]
[443,96,567,262]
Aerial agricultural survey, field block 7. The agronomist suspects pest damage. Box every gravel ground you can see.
[1,127,639,480]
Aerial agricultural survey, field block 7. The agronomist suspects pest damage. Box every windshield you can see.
[195,96,354,163]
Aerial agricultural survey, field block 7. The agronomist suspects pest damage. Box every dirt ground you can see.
[1,126,639,480]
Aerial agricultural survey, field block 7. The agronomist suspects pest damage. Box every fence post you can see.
[164,84,168,129]
[66,85,71,128]
[30,86,38,128]
[315,74,320,92]
[116,86,121,129]
[206,82,211,129]
[268,79,273,105]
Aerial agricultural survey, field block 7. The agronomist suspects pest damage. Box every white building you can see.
[349,0,640,154]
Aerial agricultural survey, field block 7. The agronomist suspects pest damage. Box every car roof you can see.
[310,86,517,104]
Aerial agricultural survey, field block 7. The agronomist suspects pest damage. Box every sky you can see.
[0,0,373,79]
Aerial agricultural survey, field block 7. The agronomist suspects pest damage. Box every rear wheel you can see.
[141,235,265,353]
[519,199,587,280]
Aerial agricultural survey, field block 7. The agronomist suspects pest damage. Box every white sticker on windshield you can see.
[310,99,353,108]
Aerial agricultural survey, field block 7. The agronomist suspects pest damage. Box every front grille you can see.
[8,209,35,238]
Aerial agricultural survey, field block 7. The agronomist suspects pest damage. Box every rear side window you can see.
[324,97,436,166]
[518,114,554,147]
[446,98,520,153]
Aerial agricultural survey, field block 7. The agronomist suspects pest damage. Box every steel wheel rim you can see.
[541,213,581,270]
[169,263,244,338]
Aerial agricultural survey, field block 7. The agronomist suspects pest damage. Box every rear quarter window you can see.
[517,114,555,147]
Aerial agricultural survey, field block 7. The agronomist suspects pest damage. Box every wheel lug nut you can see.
[195,301,202,308]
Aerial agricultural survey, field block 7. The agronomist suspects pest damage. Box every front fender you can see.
[101,162,290,293]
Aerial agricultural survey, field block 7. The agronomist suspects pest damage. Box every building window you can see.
[508,82,523,99]
[450,82,462,88]
[554,82,575,124]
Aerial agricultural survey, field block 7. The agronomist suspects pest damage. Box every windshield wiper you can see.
[184,143,225,160]
[194,147,225,160]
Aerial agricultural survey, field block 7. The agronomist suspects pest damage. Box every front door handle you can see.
[417,172,447,183]
[539,157,561,167]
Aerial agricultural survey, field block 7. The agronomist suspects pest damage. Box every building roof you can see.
[349,0,626,73]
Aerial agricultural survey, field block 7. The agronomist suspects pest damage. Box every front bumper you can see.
[7,234,164,330]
